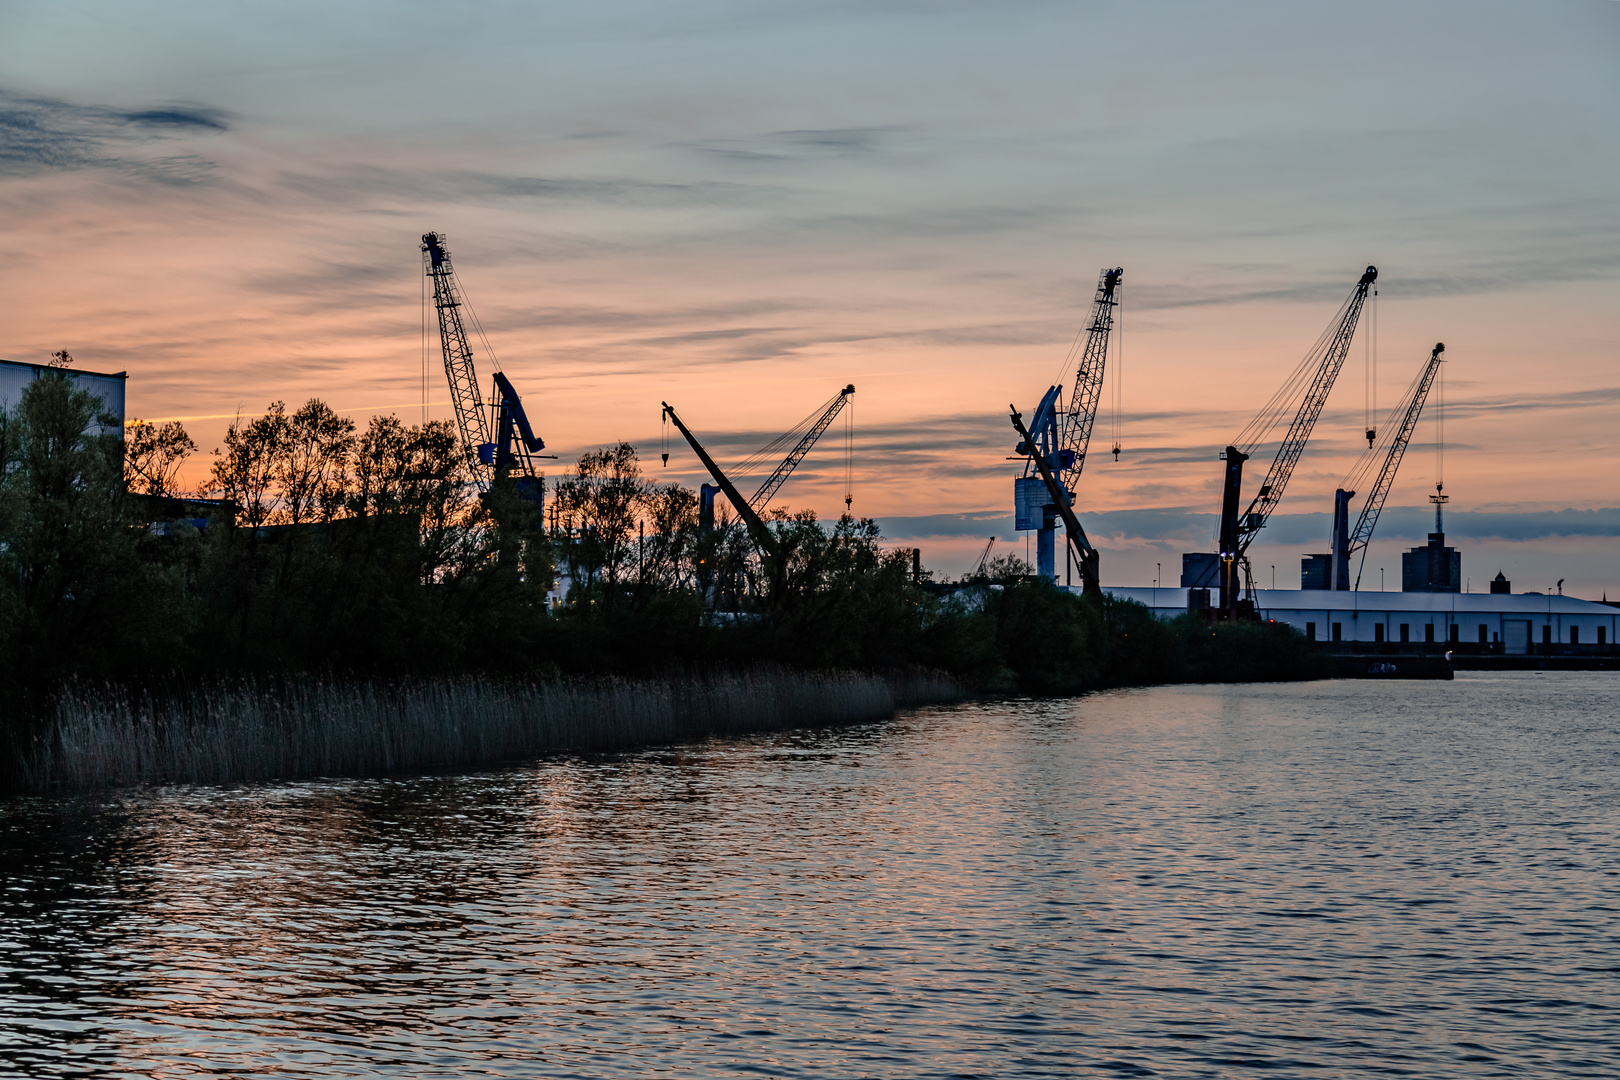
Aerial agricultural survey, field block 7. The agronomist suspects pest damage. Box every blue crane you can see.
[1010,405,1099,598]
[1216,265,1376,617]
[421,232,546,502]
[1013,267,1121,589]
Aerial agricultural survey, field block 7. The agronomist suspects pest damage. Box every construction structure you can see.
[661,384,854,605]
[1196,265,1377,618]
[1012,267,1122,593]
[422,232,547,504]
[1303,342,1448,590]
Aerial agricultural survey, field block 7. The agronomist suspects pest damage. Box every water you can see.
[3,672,1618,1078]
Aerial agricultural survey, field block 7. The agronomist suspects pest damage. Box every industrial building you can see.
[0,357,127,432]
[1102,585,1617,655]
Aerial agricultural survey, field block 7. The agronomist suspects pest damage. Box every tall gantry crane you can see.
[422,232,546,500]
[1330,342,1446,590]
[1216,265,1377,617]
[1013,267,1122,586]
[661,384,854,602]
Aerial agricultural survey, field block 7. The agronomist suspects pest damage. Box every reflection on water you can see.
[3,673,1618,1077]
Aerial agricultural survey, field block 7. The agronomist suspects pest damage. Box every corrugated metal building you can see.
[0,358,127,434]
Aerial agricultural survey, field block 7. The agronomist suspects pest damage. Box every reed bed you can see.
[15,669,962,792]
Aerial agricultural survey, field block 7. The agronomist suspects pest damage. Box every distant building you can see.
[1490,571,1512,594]
[1402,532,1460,593]
[0,357,127,435]
[1301,553,1332,590]
[1181,552,1219,588]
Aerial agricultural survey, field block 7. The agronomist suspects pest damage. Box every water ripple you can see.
[3,672,1619,1077]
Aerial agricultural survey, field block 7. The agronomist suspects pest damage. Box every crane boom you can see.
[1056,267,1122,487]
[1234,265,1377,551]
[1217,265,1376,614]
[749,384,854,512]
[1346,342,1445,588]
[660,402,780,565]
[422,232,493,489]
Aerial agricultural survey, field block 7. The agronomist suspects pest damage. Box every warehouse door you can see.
[1503,620,1531,655]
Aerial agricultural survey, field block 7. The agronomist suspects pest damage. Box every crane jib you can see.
[749,385,854,512]
[1233,265,1376,553]
[1345,343,1445,589]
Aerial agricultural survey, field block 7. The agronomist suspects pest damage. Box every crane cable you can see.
[844,393,854,510]
[1435,355,1445,494]
[1339,352,1432,494]
[1363,286,1378,444]
[421,264,427,425]
[1231,288,1358,454]
[1111,289,1123,458]
[729,387,848,482]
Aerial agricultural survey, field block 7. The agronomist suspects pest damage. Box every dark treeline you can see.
[0,374,1320,736]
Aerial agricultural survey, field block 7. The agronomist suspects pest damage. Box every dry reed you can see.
[16,669,962,791]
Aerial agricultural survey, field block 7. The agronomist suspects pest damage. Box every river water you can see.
[3,672,1618,1078]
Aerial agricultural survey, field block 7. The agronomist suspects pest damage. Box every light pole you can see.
[1271,565,1276,591]
[1156,562,1161,588]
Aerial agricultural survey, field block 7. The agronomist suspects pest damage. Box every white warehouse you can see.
[1100,587,1617,655]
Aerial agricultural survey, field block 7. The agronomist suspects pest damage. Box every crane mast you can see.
[1015,267,1122,584]
[1343,342,1445,590]
[1055,267,1122,488]
[1217,265,1376,616]
[422,233,493,488]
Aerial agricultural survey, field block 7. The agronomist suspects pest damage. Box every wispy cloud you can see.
[687,126,904,162]
[874,506,1620,544]
[0,88,227,183]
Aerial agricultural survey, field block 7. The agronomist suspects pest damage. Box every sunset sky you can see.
[2,1,1616,591]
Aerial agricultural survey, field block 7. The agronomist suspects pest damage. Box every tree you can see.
[553,443,647,605]
[0,373,177,689]
[125,420,197,497]
[211,404,290,528]
[277,399,355,525]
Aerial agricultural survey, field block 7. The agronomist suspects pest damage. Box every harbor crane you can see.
[1216,265,1377,618]
[661,384,854,598]
[1327,342,1446,590]
[422,231,547,502]
[1013,267,1122,586]
[1011,405,1101,598]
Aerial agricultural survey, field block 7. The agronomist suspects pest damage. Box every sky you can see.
[1,1,1616,593]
